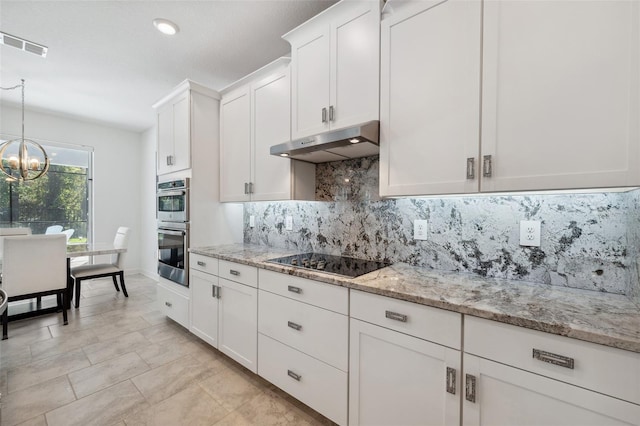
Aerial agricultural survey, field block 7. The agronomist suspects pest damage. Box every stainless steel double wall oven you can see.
[157,178,190,287]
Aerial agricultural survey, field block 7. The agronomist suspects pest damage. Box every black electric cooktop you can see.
[267,252,390,278]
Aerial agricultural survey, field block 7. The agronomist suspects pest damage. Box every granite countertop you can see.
[190,244,640,353]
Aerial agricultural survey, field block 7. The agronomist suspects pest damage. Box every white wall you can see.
[0,105,144,273]
[140,126,159,278]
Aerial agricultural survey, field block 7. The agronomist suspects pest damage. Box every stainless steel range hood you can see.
[270,121,379,163]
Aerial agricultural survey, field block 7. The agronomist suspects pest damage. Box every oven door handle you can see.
[157,190,186,197]
[158,228,186,236]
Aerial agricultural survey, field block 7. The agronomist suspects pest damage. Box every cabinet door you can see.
[251,67,293,201]
[157,101,173,175]
[218,278,257,373]
[463,354,640,426]
[189,270,219,348]
[220,87,251,202]
[379,0,482,197]
[481,0,640,191]
[349,318,461,426]
[157,91,190,175]
[290,25,331,139]
[330,1,380,130]
[171,92,191,172]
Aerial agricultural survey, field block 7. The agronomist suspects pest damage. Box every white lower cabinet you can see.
[257,270,349,425]
[463,353,640,426]
[157,280,189,328]
[349,290,462,426]
[190,257,258,373]
[349,318,461,426]
[463,316,640,426]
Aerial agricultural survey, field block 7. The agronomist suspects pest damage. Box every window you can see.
[0,141,93,242]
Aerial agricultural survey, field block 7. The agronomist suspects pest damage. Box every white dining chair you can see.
[61,229,74,242]
[1,234,68,339]
[0,227,32,271]
[70,227,130,308]
[45,225,63,234]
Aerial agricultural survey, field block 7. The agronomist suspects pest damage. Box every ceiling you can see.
[0,0,338,133]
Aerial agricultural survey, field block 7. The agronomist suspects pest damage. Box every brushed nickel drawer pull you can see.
[287,370,301,381]
[287,321,302,331]
[385,310,408,322]
[321,107,327,123]
[483,155,493,177]
[533,349,575,369]
[466,157,475,179]
[446,367,456,395]
[229,270,240,276]
[165,301,172,308]
[197,261,206,267]
[465,374,476,403]
[287,285,302,294]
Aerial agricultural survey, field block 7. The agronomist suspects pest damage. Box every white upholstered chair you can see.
[0,227,32,273]
[70,227,130,308]
[1,234,68,339]
[61,229,74,242]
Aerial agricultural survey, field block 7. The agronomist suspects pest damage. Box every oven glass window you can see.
[158,194,184,213]
[158,232,185,269]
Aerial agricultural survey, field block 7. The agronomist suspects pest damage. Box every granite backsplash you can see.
[244,156,640,303]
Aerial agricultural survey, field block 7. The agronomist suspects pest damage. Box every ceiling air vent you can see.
[0,31,47,58]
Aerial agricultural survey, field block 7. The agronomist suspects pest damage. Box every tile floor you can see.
[0,275,336,426]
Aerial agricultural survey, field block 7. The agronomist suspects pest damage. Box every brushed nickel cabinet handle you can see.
[287,321,302,331]
[533,349,574,369]
[287,285,302,294]
[212,285,215,298]
[385,310,408,322]
[465,374,476,403]
[287,370,301,381]
[483,155,493,177]
[321,107,327,123]
[249,182,254,194]
[244,183,248,194]
[329,105,335,121]
[165,301,172,308]
[197,261,206,267]
[466,157,475,179]
[446,367,456,395]
[229,270,240,276]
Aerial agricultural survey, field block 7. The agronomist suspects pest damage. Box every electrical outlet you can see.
[285,215,293,231]
[519,220,541,247]
[414,220,428,240]
[249,215,255,228]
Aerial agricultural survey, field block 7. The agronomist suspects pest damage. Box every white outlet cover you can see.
[249,215,255,228]
[414,219,428,240]
[519,220,541,247]
[285,216,293,231]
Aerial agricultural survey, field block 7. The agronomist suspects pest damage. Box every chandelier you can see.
[0,79,50,182]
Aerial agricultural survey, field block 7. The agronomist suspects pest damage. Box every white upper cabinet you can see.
[284,0,381,140]
[220,86,252,202]
[480,0,640,192]
[156,90,190,175]
[381,0,640,196]
[379,0,482,197]
[220,59,315,202]
[153,80,220,176]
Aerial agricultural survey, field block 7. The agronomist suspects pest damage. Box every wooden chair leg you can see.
[120,273,128,298]
[75,278,82,308]
[2,309,8,340]
[112,275,120,292]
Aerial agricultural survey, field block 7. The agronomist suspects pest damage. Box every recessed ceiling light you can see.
[153,18,179,35]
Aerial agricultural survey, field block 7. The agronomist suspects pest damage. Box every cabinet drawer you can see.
[218,260,257,288]
[157,283,189,328]
[259,269,348,314]
[190,254,219,275]
[465,316,640,405]
[258,333,348,426]
[350,290,462,350]
[258,290,348,371]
